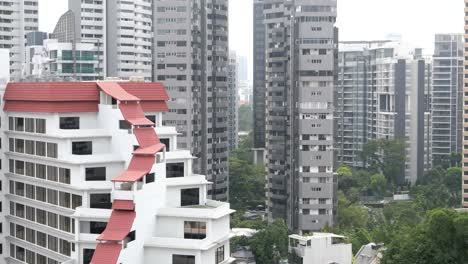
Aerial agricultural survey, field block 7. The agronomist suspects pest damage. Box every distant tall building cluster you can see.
[336,41,431,185]
[463,0,468,209]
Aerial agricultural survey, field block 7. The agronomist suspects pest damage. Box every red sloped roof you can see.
[112,170,147,183]
[133,143,166,155]
[119,102,154,126]
[112,155,155,182]
[139,101,169,112]
[119,82,169,101]
[112,200,135,211]
[91,243,122,264]
[97,82,139,101]
[134,127,160,147]
[4,82,99,101]
[98,210,136,241]
[4,101,98,113]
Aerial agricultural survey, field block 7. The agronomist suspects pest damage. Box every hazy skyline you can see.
[39,0,464,81]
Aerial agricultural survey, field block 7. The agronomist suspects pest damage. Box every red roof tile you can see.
[4,82,99,101]
[140,101,169,112]
[97,82,139,101]
[134,127,160,147]
[91,243,122,264]
[119,102,154,126]
[119,82,169,101]
[98,210,136,241]
[4,101,98,113]
[133,143,166,156]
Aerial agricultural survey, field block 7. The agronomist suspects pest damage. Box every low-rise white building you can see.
[289,233,352,264]
[1,81,234,264]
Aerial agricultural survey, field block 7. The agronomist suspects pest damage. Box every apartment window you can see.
[72,141,92,155]
[60,239,71,256]
[15,246,25,261]
[47,189,58,205]
[25,140,35,155]
[83,249,95,264]
[9,138,14,151]
[47,166,58,181]
[37,254,47,264]
[59,216,72,232]
[15,182,24,196]
[85,167,106,181]
[48,235,58,252]
[216,246,225,264]
[37,231,47,247]
[173,255,195,264]
[181,188,199,207]
[166,162,184,178]
[72,195,82,209]
[26,206,35,221]
[37,209,47,225]
[60,117,80,129]
[15,139,24,153]
[16,203,25,218]
[59,192,71,208]
[25,162,35,176]
[36,119,46,133]
[15,225,25,239]
[160,138,170,152]
[59,168,71,184]
[90,222,107,234]
[90,193,111,209]
[15,117,24,131]
[25,118,34,132]
[146,173,155,184]
[36,186,46,202]
[26,185,35,199]
[47,143,58,158]
[36,141,46,156]
[15,160,24,175]
[26,228,35,244]
[119,120,131,130]
[36,164,46,179]
[184,221,206,239]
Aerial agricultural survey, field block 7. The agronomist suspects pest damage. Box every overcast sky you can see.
[40,0,464,81]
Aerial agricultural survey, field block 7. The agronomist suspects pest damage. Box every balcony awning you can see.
[90,243,122,264]
[133,143,165,156]
[112,200,135,211]
[112,156,155,182]
[98,210,136,241]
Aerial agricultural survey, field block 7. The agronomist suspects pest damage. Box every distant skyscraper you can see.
[153,0,230,201]
[253,0,266,164]
[69,0,153,80]
[25,31,48,46]
[0,0,39,80]
[462,0,468,208]
[336,41,431,185]
[51,10,76,43]
[263,0,338,233]
[431,34,463,165]
[228,51,239,151]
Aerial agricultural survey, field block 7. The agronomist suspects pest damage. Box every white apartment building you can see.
[289,233,352,264]
[68,0,153,80]
[0,0,39,81]
[0,81,234,264]
[24,39,99,81]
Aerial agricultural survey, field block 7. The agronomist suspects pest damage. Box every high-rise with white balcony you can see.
[0,81,234,264]
[153,0,230,201]
[263,0,338,233]
[68,0,153,80]
[0,0,39,81]
[462,0,468,208]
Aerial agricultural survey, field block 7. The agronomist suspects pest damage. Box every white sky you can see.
[40,0,464,81]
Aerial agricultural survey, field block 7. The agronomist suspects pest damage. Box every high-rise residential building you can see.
[253,0,267,162]
[1,81,234,264]
[336,41,431,185]
[51,10,76,43]
[69,0,153,80]
[431,34,463,165]
[153,0,230,201]
[0,0,39,80]
[263,0,338,233]
[25,31,48,46]
[228,51,239,151]
[462,0,468,208]
[237,55,249,82]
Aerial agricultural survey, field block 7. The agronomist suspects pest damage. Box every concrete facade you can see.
[253,0,266,150]
[153,0,230,201]
[263,0,338,233]
[0,0,39,81]
[228,51,239,152]
[289,233,352,264]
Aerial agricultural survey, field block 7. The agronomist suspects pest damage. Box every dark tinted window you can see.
[146,173,155,184]
[181,188,199,206]
[184,221,206,239]
[119,120,131,130]
[89,194,111,209]
[161,138,170,152]
[90,222,107,234]
[83,249,95,264]
[60,117,80,129]
[173,255,195,264]
[145,115,156,123]
[167,162,184,178]
[72,142,92,155]
[85,167,106,181]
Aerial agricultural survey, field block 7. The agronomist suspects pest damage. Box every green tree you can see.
[337,192,369,230]
[249,220,289,264]
[382,209,468,264]
[370,174,388,197]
